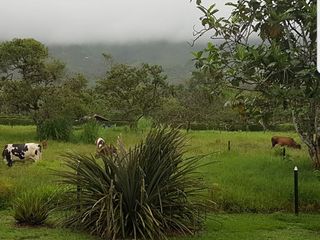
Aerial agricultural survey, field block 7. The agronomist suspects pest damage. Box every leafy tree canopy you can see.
[191,0,320,167]
[96,63,168,127]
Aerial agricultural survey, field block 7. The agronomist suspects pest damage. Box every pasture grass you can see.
[0,210,100,240]
[176,213,320,240]
[1,211,320,240]
[0,125,320,239]
[0,126,319,212]
[186,130,320,212]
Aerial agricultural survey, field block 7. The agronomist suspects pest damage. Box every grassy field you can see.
[0,125,320,239]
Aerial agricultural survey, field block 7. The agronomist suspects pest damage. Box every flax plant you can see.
[56,127,207,239]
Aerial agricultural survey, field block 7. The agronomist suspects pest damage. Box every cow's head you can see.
[96,137,105,149]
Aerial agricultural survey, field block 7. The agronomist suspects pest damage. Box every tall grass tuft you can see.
[137,117,153,132]
[79,120,101,144]
[13,187,58,225]
[57,127,207,240]
[37,117,73,141]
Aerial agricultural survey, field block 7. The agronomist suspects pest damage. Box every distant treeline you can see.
[49,41,205,85]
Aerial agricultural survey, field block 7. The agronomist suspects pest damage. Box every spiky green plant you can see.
[37,117,73,141]
[57,127,206,239]
[13,188,57,225]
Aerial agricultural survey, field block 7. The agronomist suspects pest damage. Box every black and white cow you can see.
[2,143,42,167]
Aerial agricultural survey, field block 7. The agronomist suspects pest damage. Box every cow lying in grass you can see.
[2,143,42,167]
[271,136,301,149]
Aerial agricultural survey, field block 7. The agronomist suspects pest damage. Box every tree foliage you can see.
[0,38,65,115]
[192,0,320,167]
[0,38,93,140]
[96,63,168,127]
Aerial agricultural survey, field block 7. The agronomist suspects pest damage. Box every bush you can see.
[79,120,101,144]
[57,127,207,240]
[13,188,57,225]
[37,117,73,141]
[271,123,295,132]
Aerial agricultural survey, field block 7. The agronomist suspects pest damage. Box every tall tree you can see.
[0,38,65,119]
[191,0,320,167]
[96,63,167,127]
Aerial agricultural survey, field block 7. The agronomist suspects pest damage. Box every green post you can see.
[294,166,299,215]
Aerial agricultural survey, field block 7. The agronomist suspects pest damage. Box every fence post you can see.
[294,166,299,215]
[228,141,231,151]
[282,147,286,160]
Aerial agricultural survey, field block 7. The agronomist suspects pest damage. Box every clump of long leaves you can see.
[13,188,58,225]
[57,127,207,239]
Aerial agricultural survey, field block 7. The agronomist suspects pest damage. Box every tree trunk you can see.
[309,145,320,169]
[186,120,191,132]
[292,100,320,169]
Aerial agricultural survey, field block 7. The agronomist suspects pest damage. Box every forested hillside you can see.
[49,41,204,84]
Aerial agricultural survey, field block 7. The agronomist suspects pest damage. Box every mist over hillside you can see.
[48,41,206,85]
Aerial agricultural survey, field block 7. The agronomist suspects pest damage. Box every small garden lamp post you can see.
[294,166,299,215]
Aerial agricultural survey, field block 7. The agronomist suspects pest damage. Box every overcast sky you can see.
[0,0,231,44]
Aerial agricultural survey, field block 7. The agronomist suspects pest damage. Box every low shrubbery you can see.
[78,120,101,144]
[13,187,58,225]
[271,123,296,132]
[57,127,207,239]
[37,117,73,141]
[0,115,34,126]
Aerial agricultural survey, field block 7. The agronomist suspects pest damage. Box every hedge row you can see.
[0,115,34,125]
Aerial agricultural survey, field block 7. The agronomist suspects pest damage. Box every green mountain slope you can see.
[48,41,205,84]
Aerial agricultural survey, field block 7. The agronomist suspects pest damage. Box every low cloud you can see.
[0,0,231,44]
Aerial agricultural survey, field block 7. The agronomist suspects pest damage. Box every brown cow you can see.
[271,136,301,149]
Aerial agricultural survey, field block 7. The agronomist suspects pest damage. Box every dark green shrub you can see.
[13,188,57,225]
[37,117,73,141]
[271,123,295,132]
[57,127,206,240]
[247,124,264,131]
[79,121,101,144]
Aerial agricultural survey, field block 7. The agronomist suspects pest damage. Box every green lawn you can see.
[1,211,319,240]
[0,125,319,239]
[0,210,99,240]
[191,213,320,240]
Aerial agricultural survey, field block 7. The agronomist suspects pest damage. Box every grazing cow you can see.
[271,136,301,149]
[2,143,42,167]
